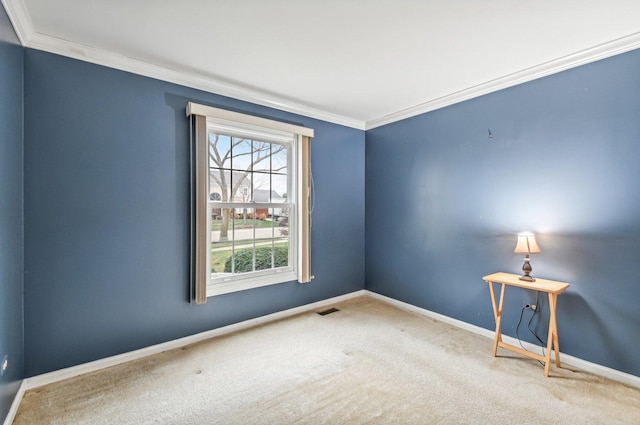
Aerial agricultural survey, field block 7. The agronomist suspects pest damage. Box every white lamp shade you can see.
[514,233,541,254]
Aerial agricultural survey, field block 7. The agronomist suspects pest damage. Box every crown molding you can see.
[2,0,366,131]
[1,0,33,45]
[4,0,640,132]
[24,31,366,130]
[365,31,640,130]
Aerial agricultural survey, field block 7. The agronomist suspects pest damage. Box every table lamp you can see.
[514,232,540,281]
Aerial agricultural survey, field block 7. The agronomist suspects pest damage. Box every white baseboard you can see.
[364,290,640,389]
[2,380,26,425]
[24,290,366,391]
[15,287,639,404]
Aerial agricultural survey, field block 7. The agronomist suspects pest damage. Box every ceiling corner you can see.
[365,30,640,131]
[1,0,366,131]
[1,0,34,45]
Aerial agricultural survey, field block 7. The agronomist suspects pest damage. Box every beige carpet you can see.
[13,296,640,424]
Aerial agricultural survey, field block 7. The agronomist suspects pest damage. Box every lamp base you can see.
[520,255,536,282]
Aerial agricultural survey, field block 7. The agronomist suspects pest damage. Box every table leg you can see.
[544,292,561,376]
[488,282,506,357]
[549,293,561,367]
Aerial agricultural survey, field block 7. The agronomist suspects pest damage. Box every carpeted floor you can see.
[13,296,640,424]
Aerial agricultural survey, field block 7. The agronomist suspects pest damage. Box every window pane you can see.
[231,172,251,202]
[210,207,234,276]
[209,169,231,202]
[273,207,290,268]
[271,143,288,174]
[272,174,288,203]
[231,207,255,274]
[231,138,252,171]
[252,172,271,202]
[252,140,271,173]
[208,132,232,170]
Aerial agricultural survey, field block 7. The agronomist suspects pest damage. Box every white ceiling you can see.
[5,0,640,129]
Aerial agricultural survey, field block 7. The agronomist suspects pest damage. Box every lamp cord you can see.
[529,292,546,351]
[515,291,546,367]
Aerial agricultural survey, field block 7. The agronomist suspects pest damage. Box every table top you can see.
[483,272,570,294]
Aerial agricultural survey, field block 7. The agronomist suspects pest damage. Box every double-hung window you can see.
[188,103,313,301]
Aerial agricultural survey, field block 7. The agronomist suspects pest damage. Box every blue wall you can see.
[23,50,365,376]
[5,8,639,391]
[366,48,640,376]
[0,4,24,421]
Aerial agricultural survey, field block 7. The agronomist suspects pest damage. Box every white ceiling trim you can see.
[25,32,366,130]
[2,0,364,130]
[365,31,640,130]
[1,0,32,45]
[3,0,640,132]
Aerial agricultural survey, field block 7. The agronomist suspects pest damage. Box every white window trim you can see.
[187,102,313,302]
[187,103,314,138]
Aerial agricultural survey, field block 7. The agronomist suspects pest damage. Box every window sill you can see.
[206,270,297,297]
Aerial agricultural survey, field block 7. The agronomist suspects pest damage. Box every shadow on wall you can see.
[559,291,627,366]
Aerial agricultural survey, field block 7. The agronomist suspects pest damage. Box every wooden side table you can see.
[482,272,570,377]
